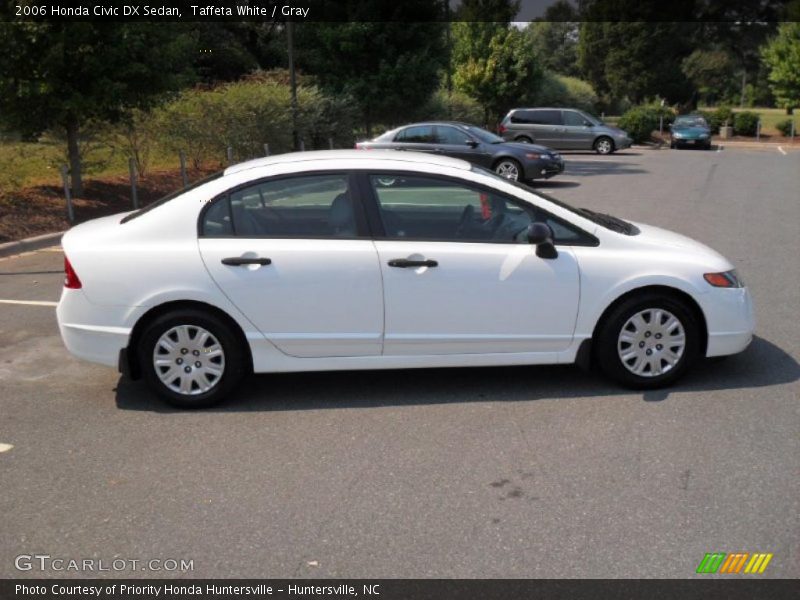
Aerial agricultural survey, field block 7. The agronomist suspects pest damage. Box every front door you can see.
[198,172,384,358]
[363,172,581,356]
[561,110,596,150]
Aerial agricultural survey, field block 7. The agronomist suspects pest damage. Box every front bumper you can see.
[526,157,565,180]
[700,286,755,357]
[616,136,633,150]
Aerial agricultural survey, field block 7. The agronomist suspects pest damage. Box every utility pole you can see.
[287,20,299,151]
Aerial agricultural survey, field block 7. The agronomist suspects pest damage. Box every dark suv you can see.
[499,108,632,154]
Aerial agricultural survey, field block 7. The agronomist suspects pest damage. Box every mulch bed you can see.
[0,167,216,243]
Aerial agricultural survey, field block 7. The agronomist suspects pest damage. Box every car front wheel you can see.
[594,136,615,155]
[595,294,699,389]
[494,158,522,181]
[138,309,246,408]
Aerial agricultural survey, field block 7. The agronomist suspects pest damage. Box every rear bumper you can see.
[56,288,134,368]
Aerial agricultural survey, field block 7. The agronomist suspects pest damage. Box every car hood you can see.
[501,142,556,154]
[629,220,732,268]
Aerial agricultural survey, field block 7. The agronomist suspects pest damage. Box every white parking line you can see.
[778,146,787,155]
[0,443,13,453]
[40,247,64,252]
[0,299,58,307]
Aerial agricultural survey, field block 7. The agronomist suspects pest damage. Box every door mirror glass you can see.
[466,139,479,148]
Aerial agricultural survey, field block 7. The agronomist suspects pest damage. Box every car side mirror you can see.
[583,121,593,127]
[466,139,479,148]
[526,223,558,259]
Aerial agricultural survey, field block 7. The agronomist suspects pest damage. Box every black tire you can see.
[138,309,247,408]
[514,136,534,144]
[594,293,700,389]
[493,157,523,181]
[670,140,676,149]
[594,136,615,155]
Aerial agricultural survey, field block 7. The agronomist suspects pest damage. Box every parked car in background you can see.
[499,108,632,155]
[57,150,754,408]
[669,115,712,150]
[355,121,564,182]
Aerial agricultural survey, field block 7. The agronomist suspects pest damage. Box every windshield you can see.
[470,164,638,235]
[120,170,224,223]
[461,125,505,144]
[674,116,708,128]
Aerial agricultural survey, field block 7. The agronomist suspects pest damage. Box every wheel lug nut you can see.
[195,361,201,368]
[656,344,663,350]
[181,348,188,354]
[646,349,652,356]
[644,332,651,338]
[176,358,183,365]
[184,366,192,373]
[639,341,645,348]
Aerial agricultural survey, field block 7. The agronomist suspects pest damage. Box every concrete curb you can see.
[0,231,65,259]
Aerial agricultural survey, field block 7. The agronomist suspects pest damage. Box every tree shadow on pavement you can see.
[115,336,798,413]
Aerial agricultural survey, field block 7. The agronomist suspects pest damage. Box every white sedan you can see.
[57,151,754,408]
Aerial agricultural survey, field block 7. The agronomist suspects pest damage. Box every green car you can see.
[669,115,712,150]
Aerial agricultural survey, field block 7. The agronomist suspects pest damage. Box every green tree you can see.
[297,2,446,136]
[452,24,542,125]
[761,22,800,111]
[0,22,195,195]
[681,48,739,106]
[528,0,580,78]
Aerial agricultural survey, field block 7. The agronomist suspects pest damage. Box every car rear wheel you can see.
[595,293,699,389]
[594,136,615,155]
[494,158,522,181]
[514,136,533,144]
[139,309,246,408]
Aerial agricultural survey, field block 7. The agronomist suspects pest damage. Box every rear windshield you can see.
[120,171,224,224]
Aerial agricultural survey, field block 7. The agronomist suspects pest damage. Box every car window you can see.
[368,174,589,245]
[435,126,469,145]
[202,174,358,238]
[510,109,562,125]
[562,111,587,126]
[395,125,435,143]
[675,116,708,128]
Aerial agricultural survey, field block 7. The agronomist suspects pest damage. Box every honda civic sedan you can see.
[57,151,754,408]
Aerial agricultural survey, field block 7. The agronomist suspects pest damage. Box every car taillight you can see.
[498,123,507,134]
[64,256,82,289]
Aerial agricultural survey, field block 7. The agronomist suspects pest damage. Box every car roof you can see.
[509,107,580,112]
[224,149,471,176]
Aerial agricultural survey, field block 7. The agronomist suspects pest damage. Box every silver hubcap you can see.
[153,325,225,395]
[617,308,685,377]
[496,161,519,180]
[596,139,612,154]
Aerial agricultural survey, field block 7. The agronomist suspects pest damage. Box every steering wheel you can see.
[455,204,474,238]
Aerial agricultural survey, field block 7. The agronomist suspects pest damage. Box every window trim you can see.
[393,124,435,144]
[354,170,599,247]
[196,170,373,240]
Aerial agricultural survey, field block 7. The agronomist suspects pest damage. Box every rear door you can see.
[388,124,437,154]
[523,109,566,147]
[198,172,384,358]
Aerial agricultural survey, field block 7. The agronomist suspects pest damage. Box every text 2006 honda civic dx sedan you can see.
[57,151,754,408]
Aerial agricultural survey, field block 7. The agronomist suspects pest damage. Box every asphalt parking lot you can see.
[1,146,798,579]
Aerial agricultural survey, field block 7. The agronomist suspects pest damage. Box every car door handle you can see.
[388,258,438,268]
[221,257,272,266]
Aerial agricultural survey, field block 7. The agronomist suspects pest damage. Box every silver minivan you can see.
[499,108,632,154]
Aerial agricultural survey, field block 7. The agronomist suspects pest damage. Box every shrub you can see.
[618,107,658,143]
[152,72,357,167]
[733,111,760,136]
[533,72,599,113]
[775,118,795,136]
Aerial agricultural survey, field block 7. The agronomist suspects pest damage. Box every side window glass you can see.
[369,174,531,243]
[395,125,434,143]
[202,197,233,237]
[562,111,585,126]
[436,126,469,145]
[220,174,355,238]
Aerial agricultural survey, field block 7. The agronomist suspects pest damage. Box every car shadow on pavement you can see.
[114,336,798,413]
[529,180,581,189]
[562,161,648,178]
